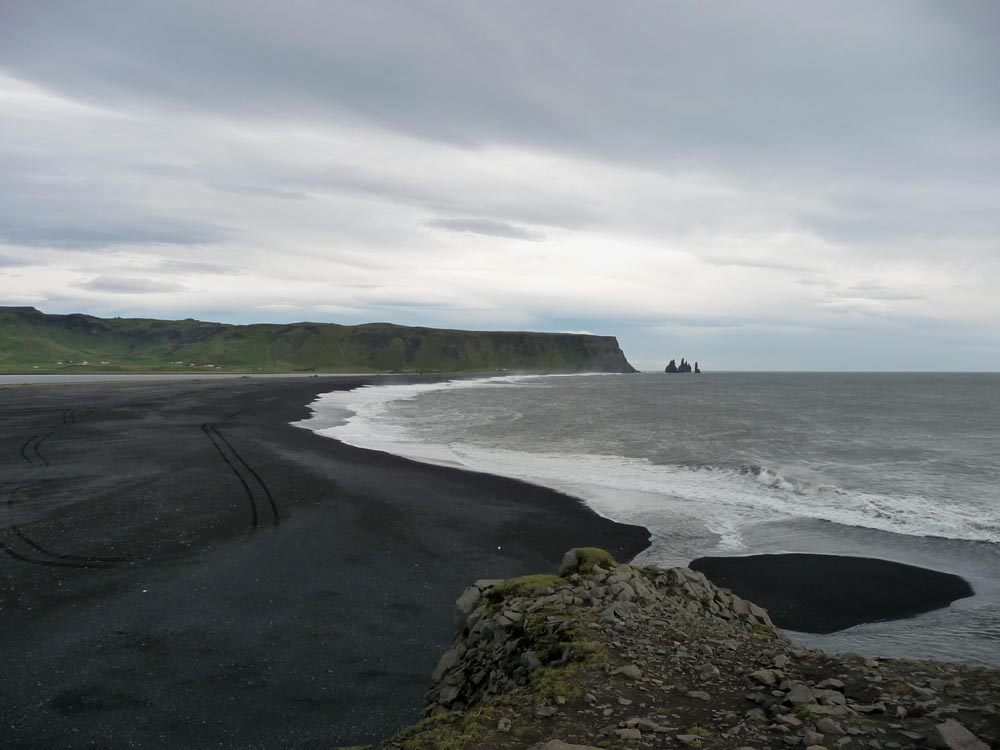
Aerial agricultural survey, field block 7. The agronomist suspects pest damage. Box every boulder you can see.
[815,678,844,690]
[803,730,825,745]
[751,668,780,686]
[927,720,990,750]
[785,683,816,705]
[815,718,845,736]
[612,664,643,679]
[558,549,580,576]
[454,586,481,627]
[699,663,720,679]
[430,647,461,682]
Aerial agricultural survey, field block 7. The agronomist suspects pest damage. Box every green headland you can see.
[0,306,636,375]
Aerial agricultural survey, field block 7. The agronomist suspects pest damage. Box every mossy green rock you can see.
[382,552,1000,750]
[558,547,618,576]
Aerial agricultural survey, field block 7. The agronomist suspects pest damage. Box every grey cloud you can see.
[156,260,243,275]
[830,282,925,302]
[663,320,746,331]
[0,222,219,250]
[302,167,595,231]
[3,1,998,181]
[77,275,185,294]
[358,296,486,311]
[3,1,997,260]
[802,182,1000,246]
[426,218,545,242]
[0,166,221,249]
[210,183,308,200]
[0,254,31,268]
[698,255,817,275]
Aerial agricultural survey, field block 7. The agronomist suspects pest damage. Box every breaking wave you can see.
[295,377,1000,551]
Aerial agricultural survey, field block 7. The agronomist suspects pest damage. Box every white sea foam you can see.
[294,377,1000,560]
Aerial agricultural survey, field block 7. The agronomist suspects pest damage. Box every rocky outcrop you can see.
[422,559,772,717]
[665,358,699,373]
[382,549,1000,750]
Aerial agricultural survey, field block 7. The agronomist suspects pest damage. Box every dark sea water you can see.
[298,372,1000,666]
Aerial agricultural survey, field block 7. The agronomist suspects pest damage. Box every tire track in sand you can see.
[201,423,280,529]
[3,409,124,569]
[17,410,74,467]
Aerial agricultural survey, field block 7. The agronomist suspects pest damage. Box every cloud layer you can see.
[1,1,998,369]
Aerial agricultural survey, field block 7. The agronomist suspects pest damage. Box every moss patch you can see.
[487,574,564,602]
[530,663,587,704]
[386,707,496,750]
[570,547,618,574]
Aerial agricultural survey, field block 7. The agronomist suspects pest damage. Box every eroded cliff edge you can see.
[378,549,999,750]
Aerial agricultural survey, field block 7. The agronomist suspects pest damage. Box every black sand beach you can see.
[690,553,975,634]
[0,375,649,749]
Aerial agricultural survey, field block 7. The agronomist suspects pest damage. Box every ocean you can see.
[297,372,1000,667]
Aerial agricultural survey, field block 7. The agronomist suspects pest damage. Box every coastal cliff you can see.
[380,549,1000,750]
[0,307,637,374]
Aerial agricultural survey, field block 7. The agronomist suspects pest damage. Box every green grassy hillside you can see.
[0,307,637,374]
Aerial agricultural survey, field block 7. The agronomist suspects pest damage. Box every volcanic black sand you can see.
[0,375,650,750]
[690,552,975,634]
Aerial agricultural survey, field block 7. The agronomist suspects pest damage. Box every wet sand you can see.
[0,375,649,749]
[690,552,975,634]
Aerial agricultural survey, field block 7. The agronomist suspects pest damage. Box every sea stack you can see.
[665,358,700,373]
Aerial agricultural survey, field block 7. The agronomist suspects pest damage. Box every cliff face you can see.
[383,549,1000,750]
[0,307,637,374]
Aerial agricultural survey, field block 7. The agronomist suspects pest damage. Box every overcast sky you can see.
[2,1,999,370]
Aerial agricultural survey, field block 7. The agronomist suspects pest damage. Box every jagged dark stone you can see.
[665,357,699,374]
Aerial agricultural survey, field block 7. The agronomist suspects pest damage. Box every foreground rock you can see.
[378,548,999,750]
